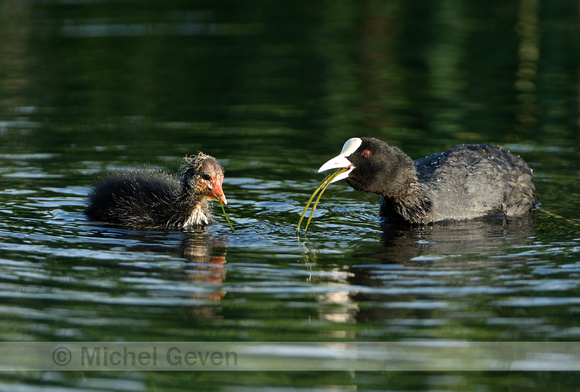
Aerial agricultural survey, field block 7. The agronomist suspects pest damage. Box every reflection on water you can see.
[0,0,579,390]
[182,234,227,319]
[308,215,540,329]
[0,162,579,389]
[378,215,537,263]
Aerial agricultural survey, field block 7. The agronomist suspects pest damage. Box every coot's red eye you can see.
[362,150,371,157]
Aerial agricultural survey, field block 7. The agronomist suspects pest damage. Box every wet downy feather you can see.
[85,153,226,230]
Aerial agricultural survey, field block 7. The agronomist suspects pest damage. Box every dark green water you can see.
[1,0,579,390]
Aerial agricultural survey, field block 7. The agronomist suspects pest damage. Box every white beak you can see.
[317,138,362,183]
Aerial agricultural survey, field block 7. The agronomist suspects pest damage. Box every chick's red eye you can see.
[362,150,371,157]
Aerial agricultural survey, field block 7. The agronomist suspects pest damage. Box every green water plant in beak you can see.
[296,167,349,235]
[218,197,235,232]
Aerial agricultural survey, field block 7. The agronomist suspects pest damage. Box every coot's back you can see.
[414,144,536,222]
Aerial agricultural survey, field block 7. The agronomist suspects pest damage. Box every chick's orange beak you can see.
[208,176,227,205]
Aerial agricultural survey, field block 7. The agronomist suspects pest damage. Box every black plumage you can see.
[318,137,537,224]
[85,152,227,229]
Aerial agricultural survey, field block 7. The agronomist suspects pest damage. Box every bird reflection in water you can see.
[350,215,537,324]
[181,231,228,320]
[301,215,536,329]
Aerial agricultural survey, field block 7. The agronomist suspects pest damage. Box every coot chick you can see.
[318,137,536,224]
[85,152,227,229]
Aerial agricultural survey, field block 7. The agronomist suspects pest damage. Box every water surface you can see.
[0,0,579,391]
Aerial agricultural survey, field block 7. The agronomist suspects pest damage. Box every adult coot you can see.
[318,137,536,224]
[85,152,227,229]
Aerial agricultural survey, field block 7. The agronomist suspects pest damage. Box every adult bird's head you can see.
[318,137,415,197]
